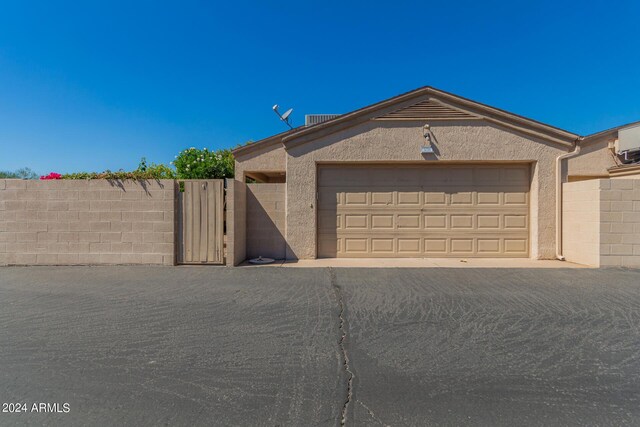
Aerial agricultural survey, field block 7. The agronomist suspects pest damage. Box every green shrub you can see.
[173,148,233,179]
[62,158,175,180]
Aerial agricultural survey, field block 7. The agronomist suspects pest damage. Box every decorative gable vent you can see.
[376,99,478,120]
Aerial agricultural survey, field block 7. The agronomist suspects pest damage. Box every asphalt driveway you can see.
[0,267,639,426]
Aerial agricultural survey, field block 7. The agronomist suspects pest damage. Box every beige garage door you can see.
[317,164,530,258]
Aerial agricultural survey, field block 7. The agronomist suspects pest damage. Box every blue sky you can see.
[1,0,639,174]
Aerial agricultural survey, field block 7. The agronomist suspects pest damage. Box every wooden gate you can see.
[178,180,225,264]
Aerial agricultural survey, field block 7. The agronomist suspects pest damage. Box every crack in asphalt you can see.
[329,267,354,426]
[357,399,388,426]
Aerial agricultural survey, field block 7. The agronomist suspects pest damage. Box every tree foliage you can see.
[172,148,233,179]
[0,167,38,179]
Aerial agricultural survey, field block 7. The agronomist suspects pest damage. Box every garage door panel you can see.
[318,164,530,258]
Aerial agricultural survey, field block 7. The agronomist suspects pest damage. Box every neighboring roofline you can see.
[608,163,640,177]
[582,120,640,143]
[281,86,579,148]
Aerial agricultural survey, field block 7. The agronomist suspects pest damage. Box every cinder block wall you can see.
[225,180,247,266]
[246,183,285,260]
[0,179,176,265]
[562,180,601,266]
[563,179,640,268]
[599,179,640,268]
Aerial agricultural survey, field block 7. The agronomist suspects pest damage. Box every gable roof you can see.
[233,86,580,157]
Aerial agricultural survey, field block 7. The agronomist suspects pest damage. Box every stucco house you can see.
[228,86,640,266]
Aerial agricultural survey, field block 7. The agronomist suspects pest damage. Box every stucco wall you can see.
[284,119,569,260]
[566,137,617,179]
[562,180,601,266]
[0,179,175,265]
[235,142,287,179]
[225,179,246,266]
[246,183,286,259]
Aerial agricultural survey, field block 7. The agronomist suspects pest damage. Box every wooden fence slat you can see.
[199,182,208,262]
[207,182,215,262]
[184,181,193,263]
[192,182,201,262]
[216,180,224,263]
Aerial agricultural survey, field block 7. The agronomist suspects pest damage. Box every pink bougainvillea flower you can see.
[40,172,62,180]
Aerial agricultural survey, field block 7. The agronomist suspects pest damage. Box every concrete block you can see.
[610,180,635,190]
[47,201,68,211]
[163,232,174,243]
[0,180,5,190]
[601,212,623,223]
[79,211,101,221]
[78,253,99,264]
[58,253,79,264]
[100,190,122,200]
[111,242,132,252]
[90,222,111,232]
[99,253,121,264]
[611,201,633,212]
[68,200,91,211]
[6,200,27,211]
[132,201,156,212]
[15,253,37,264]
[601,190,622,201]
[16,233,37,242]
[36,253,58,264]
[143,212,164,222]
[78,191,101,200]
[37,232,58,242]
[99,211,122,221]
[60,190,79,200]
[57,232,79,242]
[100,232,121,242]
[622,212,640,223]
[90,201,112,211]
[121,191,142,200]
[89,242,111,253]
[68,242,90,253]
[58,211,79,220]
[611,244,633,255]
[152,243,173,254]
[132,243,153,253]
[47,222,70,232]
[37,211,59,221]
[122,232,143,243]
[138,254,163,264]
[78,232,101,242]
[48,242,69,253]
[110,222,132,232]
[153,222,173,232]
[132,222,153,232]
[622,256,640,268]
[0,232,17,242]
[163,255,175,265]
[5,180,27,190]
[109,201,132,212]
[122,212,144,221]
[142,232,164,243]
[69,221,91,232]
